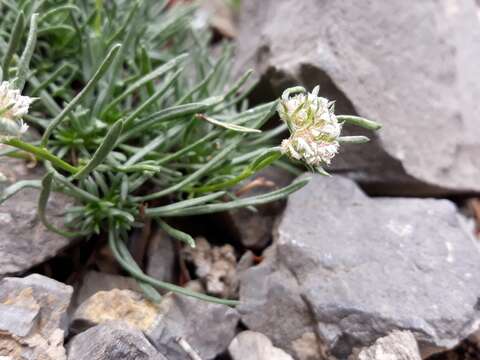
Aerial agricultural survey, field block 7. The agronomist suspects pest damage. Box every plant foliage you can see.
[0,0,379,305]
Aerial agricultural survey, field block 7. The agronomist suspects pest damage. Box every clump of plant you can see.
[0,0,380,305]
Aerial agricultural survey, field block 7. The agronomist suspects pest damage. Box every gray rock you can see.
[235,0,480,195]
[239,175,480,359]
[229,167,294,249]
[67,321,161,360]
[0,274,73,359]
[229,331,294,360]
[146,229,177,283]
[357,331,421,360]
[0,156,74,276]
[148,293,240,360]
[239,247,322,360]
[0,274,73,336]
[0,152,42,186]
[71,288,239,360]
[0,303,39,337]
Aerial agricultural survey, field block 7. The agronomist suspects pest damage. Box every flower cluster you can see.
[278,86,342,166]
[0,81,33,141]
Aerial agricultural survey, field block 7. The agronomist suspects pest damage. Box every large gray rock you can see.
[239,175,480,359]
[0,156,74,276]
[148,293,240,360]
[235,0,480,195]
[0,274,73,359]
[67,321,162,360]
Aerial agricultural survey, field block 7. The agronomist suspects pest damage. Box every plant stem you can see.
[4,138,79,174]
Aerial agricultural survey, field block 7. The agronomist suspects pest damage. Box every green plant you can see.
[0,0,379,306]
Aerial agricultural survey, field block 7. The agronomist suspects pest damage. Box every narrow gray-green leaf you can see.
[108,229,238,305]
[124,125,182,166]
[2,11,25,79]
[15,13,38,90]
[338,135,370,144]
[195,114,261,133]
[105,53,188,113]
[38,173,84,238]
[337,115,382,131]
[115,238,162,303]
[158,219,196,248]
[0,179,41,204]
[39,5,81,23]
[146,191,226,216]
[147,177,310,217]
[134,139,241,201]
[250,147,282,172]
[74,120,124,180]
[41,44,122,147]
[123,68,182,128]
[120,101,213,142]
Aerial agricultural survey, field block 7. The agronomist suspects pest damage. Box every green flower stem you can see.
[4,138,79,174]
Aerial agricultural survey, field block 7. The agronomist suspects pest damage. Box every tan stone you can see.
[72,289,159,333]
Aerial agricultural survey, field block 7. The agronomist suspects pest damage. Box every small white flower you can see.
[278,86,342,166]
[0,81,34,141]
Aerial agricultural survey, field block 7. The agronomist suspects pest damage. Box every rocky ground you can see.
[2,0,480,359]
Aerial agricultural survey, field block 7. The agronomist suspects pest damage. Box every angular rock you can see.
[229,167,294,249]
[0,274,73,359]
[235,0,480,195]
[67,321,161,360]
[148,293,240,360]
[229,331,294,360]
[74,270,141,306]
[71,287,239,360]
[146,229,177,283]
[0,156,74,276]
[182,237,238,298]
[0,303,39,338]
[356,331,421,360]
[239,175,480,359]
[71,289,159,334]
[239,248,322,360]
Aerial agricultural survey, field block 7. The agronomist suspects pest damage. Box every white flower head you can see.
[0,81,34,141]
[281,128,339,166]
[277,86,339,132]
[278,85,342,166]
